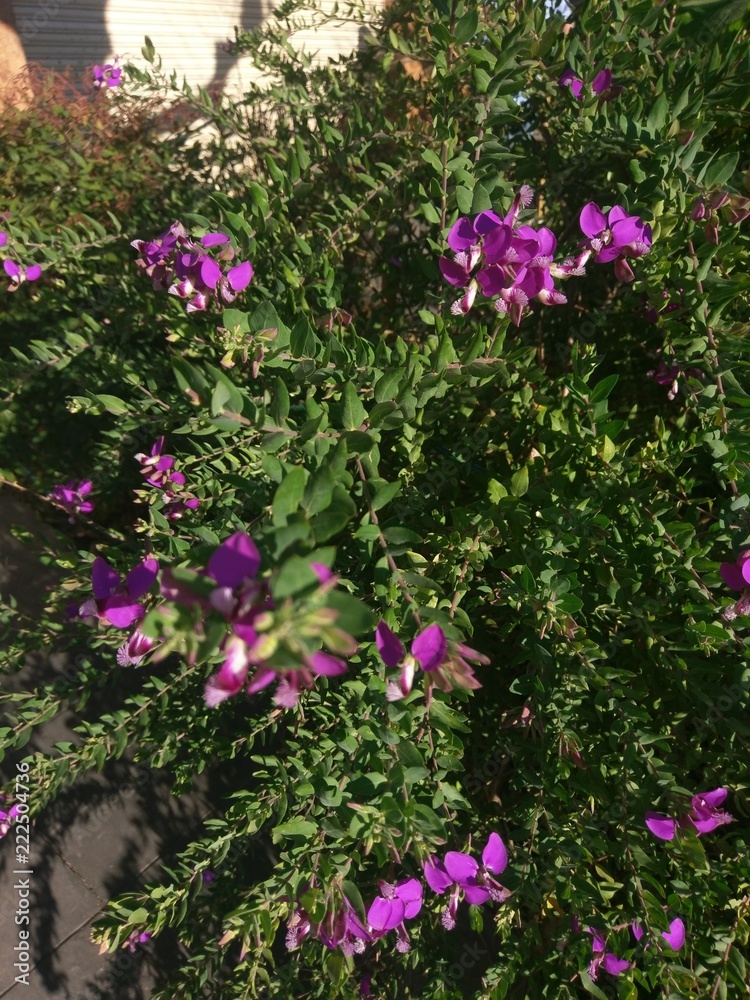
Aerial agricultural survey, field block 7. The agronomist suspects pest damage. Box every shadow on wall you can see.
[12,0,267,94]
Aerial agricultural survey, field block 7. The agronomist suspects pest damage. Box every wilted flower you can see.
[375,621,486,702]
[49,479,94,522]
[424,832,510,930]
[645,786,733,840]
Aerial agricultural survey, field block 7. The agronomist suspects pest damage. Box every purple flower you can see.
[132,222,253,314]
[49,479,94,523]
[178,534,353,709]
[318,899,372,955]
[366,878,423,953]
[79,556,159,629]
[661,917,686,951]
[93,59,122,88]
[559,67,584,98]
[117,628,156,666]
[124,930,151,952]
[720,551,750,592]
[579,202,652,282]
[424,832,510,930]
[648,360,701,401]
[375,621,486,702]
[645,786,733,840]
[587,927,631,980]
[438,188,566,323]
[0,801,21,839]
[3,259,41,288]
[135,438,200,520]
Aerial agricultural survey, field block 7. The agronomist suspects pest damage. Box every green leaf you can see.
[510,467,529,497]
[95,394,129,415]
[303,465,335,516]
[325,592,375,635]
[341,382,367,430]
[271,467,309,525]
[271,819,318,842]
[646,92,668,134]
[703,151,739,188]
[454,8,479,43]
[580,970,611,999]
[589,374,619,404]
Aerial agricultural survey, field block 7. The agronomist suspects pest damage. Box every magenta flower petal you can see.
[368,896,405,932]
[694,787,727,809]
[375,621,405,667]
[443,851,479,884]
[482,224,512,262]
[227,260,253,291]
[632,921,645,942]
[246,666,277,695]
[3,259,21,279]
[481,832,508,874]
[311,562,335,583]
[208,532,261,588]
[25,264,42,281]
[661,917,685,951]
[613,258,635,282]
[0,232,6,248]
[570,78,584,98]
[423,857,452,894]
[473,210,504,235]
[476,265,508,297]
[126,557,159,599]
[92,557,121,600]
[411,624,447,672]
[602,954,631,976]
[720,561,746,590]
[580,202,607,238]
[103,597,145,629]
[439,256,470,288]
[447,217,477,252]
[463,884,491,905]
[610,217,644,248]
[308,651,347,677]
[205,643,249,706]
[591,69,612,95]
[396,878,423,918]
[200,256,222,289]
[201,232,230,248]
[645,812,677,840]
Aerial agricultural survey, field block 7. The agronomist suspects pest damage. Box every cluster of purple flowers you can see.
[288,836,509,959]
[161,532,355,709]
[438,188,652,322]
[424,833,510,930]
[93,58,122,89]
[1,231,41,290]
[135,437,200,521]
[49,478,94,523]
[375,621,486,703]
[78,555,158,666]
[582,916,685,982]
[288,878,423,956]
[131,222,253,314]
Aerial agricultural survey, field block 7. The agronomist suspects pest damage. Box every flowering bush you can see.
[1,1,750,997]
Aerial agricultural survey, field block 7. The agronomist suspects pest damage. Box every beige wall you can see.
[12,0,376,95]
[0,0,33,107]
